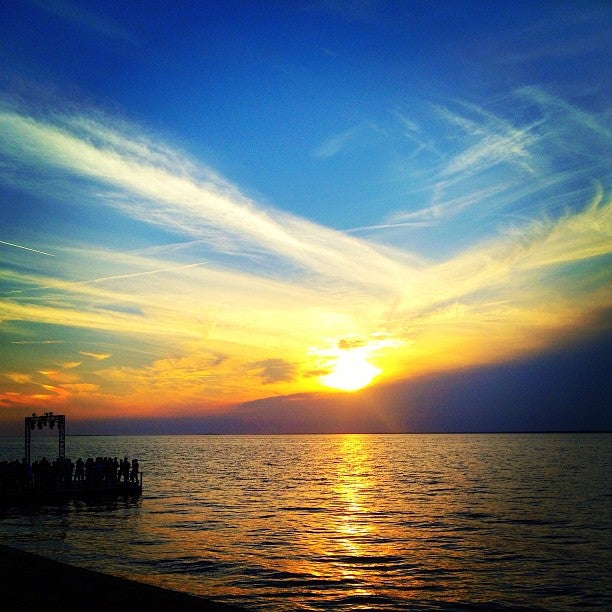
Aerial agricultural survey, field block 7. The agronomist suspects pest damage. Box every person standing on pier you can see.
[75,458,84,483]
[129,459,139,484]
[120,457,130,483]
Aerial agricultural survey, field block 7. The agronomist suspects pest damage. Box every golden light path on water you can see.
[332,435,377,597]
[0,433,609,610]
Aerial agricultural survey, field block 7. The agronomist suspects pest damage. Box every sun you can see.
[320,350,381,392]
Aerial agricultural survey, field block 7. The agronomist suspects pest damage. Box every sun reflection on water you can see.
[1,434,608,610]
[328,435,379,594]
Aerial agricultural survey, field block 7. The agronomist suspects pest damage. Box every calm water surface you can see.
[0,433,610,610]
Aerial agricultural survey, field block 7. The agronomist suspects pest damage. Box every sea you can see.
[0,433,610,611]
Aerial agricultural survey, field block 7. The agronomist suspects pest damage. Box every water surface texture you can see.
[1,433,610,610]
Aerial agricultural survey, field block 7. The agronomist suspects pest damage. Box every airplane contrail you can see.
[77,261,206,284]
[0,240,54,256]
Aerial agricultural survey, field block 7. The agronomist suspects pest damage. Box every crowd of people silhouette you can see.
[0,456,140,494]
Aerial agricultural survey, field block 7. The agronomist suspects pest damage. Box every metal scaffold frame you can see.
[24,412,65,467]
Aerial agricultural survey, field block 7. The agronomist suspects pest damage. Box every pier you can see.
[1,413,142,502]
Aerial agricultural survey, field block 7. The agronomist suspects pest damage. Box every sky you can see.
[0,0,610,434]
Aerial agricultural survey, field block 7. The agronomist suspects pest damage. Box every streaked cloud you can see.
[0,92,609,415]
[313,126,362,158]
[80,351,111,361]
[382,185,509,228]
[6,373,34,384]
[435,104,537,178]
[493,7,611,65]
[363,88,611,258]
[57,361,82,370]
[31,0,140,46]
[0,108,409,291]
[39,369,80,384]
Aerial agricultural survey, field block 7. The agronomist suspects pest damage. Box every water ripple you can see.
[1,433,610,611]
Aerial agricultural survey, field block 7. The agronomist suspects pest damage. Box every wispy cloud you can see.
[0,94,609,412]
[0,108,410,292]
[433,101,539,180]
[57,361,81,369]
[80,351,111,361]
[6,372,34,384]
[381,184,510,229]
[494,6,611,65]
[364,88,612,245]
[31,0,140,46]
[313,125,361,158]
[392,110,442,161]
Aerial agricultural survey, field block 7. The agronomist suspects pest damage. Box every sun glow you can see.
[320,350,381,392]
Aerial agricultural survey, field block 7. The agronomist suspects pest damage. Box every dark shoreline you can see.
[0,544,246,611]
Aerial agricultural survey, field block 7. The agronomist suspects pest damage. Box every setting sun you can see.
[320,350,381,392]
[0,3,609,611]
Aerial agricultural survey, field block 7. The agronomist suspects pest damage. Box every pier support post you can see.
[58,415,65,461]
[25,419,31,467]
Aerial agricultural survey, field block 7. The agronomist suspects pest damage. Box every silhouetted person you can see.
[75,458,85,483]
[85,457,95,484]
[120,457,130,483]
[129,459,139,484]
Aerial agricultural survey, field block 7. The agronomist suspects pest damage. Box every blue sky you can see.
[0,1,610,432]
